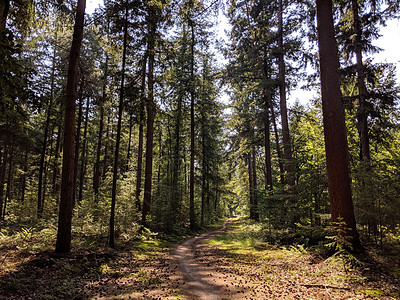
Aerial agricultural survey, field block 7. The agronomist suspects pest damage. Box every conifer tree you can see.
[55,0,86,253]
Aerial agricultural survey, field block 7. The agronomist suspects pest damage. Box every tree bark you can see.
[52,114,62,199]
[141,8,157,226]
[109,0,128,248]
[252,145,259,221]
[0,146,6,219]
[78,95,90,205]
[126,115,133,171]
[38,40,57,218]
[269,100,284,184]
[73,77,84,207]
[316,0,361,250]
[264,94,273,191]
[93,55,108,198]
[351,0,370,162]
[135,56,147,211]
[277,0,295,187]
[248,153,255,220]
[55,0,86,254]
[3,148,12,218]
[20,150,28,203]
[189,17,196,230]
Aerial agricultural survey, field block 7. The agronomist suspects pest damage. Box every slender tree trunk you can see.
[103,115,110,178]
[93,55,108,198]
[269,100,284,183]
[277,0,295,187]
[109,1,128,248]
[189,17,196,230]
[316,0,361,251]
[264,94,273,191]
[351,0,376,238]
[21,150,28,203]
[52,115,62,199]
[248,153,255,220]
[3,148,13,217]
[141,9,157,226]
[170,93,182,230]
[252,145,259,221]
[201,123,206,226]
[351,0,370,162]
[38,41,58,218]
[37,66,56,219]
[135,56,147,211]
[78,95,90,205]
[73,78,85,207]
[55,0,86,253]
[0,146,6,219]
[126,115,133,170]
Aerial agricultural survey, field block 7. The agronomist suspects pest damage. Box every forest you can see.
[0,0,400,299]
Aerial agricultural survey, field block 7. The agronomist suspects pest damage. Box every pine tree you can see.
[316,0,361,251]
[55,0,86,253]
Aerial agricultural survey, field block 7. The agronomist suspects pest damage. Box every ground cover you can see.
[0,218,399,299]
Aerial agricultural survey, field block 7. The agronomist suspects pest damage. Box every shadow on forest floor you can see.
[0,219,399,299]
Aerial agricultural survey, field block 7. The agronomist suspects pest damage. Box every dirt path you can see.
[171,220,272,300]
[173,221,231,299]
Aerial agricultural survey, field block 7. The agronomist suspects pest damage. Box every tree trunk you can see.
[93,55,108,198]
[52,114,62,199]
[316,0,361,251]
[3,148,13,217]
[73,77,84,208]
[277,0,295,187]
[269,100,284,184]
[20,150,28,203]
[78,95,90,205]
[248,153,255,220]
[252,145,259,221]
[264,93,273,191]
[189,17,196,230]
[126,115,133,171]
[170,94,182,230]
[135,56,147,211]
[55,0,86,254]
[0,146,6,219]
[141,9,157,226]
[351,0,370,162]
[102,116,111,178]
[38,41,57,218]
[109,1,128,248]
[201,121,206,226]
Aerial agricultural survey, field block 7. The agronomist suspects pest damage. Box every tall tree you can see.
[316,0,361,250]
[109,0,129,248]
[135,56,147,211]
[277,0,295,187]
[142,0,159,226]
[55,0,86,253]
[188,8,196,230]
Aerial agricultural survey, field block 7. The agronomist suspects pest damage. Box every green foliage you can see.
[325,218,354,252]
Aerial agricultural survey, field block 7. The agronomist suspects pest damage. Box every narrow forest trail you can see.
[173,220,235,299]
[169,219,302,299]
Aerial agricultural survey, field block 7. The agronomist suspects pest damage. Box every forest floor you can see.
[0,218,399,299]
